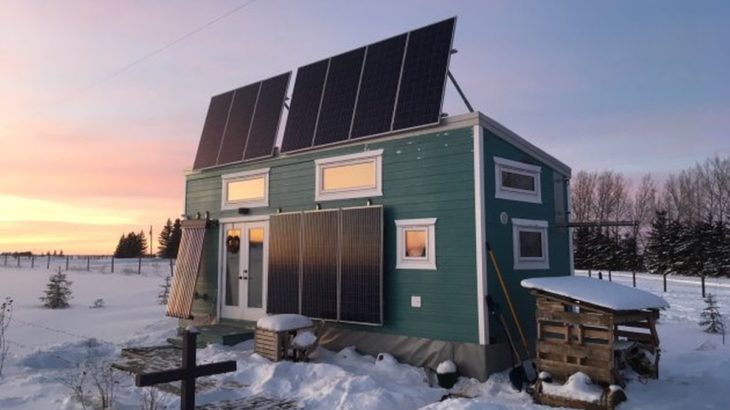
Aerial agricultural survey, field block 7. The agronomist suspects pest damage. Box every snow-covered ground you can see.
[1,265,729,409]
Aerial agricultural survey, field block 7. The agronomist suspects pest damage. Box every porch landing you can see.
[168,320,257,347]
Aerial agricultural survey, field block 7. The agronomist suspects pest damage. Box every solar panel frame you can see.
[280,59,330,153]
[312,47,366,146]
[339,206,383,324]
[349,33,407,139]
[215,83,261,166]
[392,17,456,131]
[192,90,235,170]
[243,72,291,161]
[278,17,456,155]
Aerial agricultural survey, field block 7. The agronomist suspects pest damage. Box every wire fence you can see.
[0,254,175,277]
[578,268,730,299]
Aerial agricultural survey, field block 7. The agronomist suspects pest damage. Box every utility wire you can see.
[1,0,258,131]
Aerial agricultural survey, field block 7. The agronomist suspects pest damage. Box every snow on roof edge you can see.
[521,276,669,311]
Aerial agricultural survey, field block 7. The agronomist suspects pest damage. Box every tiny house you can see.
[167,18,573,381]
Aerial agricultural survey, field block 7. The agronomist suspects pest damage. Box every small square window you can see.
[512,218,549,270]
[396,218,436,270]
[495,157,542,204]
[315,150,383,201]
[221,168,269,209]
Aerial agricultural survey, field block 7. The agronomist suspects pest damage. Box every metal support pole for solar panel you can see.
[447,70,474,113]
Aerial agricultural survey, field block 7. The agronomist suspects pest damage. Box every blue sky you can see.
[0,0,728,253]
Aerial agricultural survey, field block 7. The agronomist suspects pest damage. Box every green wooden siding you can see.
[186,127,480,343]
[482,127,571,342]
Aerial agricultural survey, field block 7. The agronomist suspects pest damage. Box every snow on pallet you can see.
[521,276,669,311]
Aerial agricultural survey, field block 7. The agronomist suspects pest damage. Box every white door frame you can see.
[218,216,270,322]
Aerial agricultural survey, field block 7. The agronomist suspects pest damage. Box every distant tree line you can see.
[111,218,182,259]
[572,155,730,277]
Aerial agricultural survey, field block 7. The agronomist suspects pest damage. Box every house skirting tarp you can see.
[318,324,512,381]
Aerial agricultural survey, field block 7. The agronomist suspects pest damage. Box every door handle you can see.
[243,276,248,280]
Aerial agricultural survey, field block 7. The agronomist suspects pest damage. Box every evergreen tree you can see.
[157,219,174,258]
[40,268,73,309]
[137,230,148,257]
[169,219,182,259]
[699,294,725,334]
[646,211,670,274]
[113,231,147,258]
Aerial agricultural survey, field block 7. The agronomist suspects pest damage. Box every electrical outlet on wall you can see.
[411,295,422,308]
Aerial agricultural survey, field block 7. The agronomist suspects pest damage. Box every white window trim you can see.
[221,168,270,210]
[314,149,383,201]
[512,218,549,270]
[395,218,437,270]
[494,156,542,204]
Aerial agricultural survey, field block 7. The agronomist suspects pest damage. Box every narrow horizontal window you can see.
[495,157,542,204]
[221,168,270,209]
[315,150,383,201]
[395,218,436,270]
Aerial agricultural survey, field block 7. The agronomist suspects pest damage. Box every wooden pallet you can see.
[254,328,288,362]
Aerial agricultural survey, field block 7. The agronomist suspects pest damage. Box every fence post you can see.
[31,255,35,268]
[47,255,51,269]
[111,256,115,273]
[632,270,636,288]
[701,275,706,298]
[3,254,6,266]
[663,273,668,292]
[65,255,69,271]
[138,257,142,275]
[588,269,592,278]
[598,271,603,280]
[87,256,90,271]
[608,270,612,282]
[169,258,174,277]
[17,256,20,267]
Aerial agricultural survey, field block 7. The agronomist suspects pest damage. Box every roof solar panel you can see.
[216,83,259,165]
[313,47,365,146]
[280,60,329,152]
[350,34,407,139]
[392,17,455,131]
[244,72,291,160]
[192,91,234,169]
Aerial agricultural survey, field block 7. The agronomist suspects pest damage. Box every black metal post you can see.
[17,256,20,267]
[111,256,115,273]
[3,254,6,266]
[608,270,612,282]
[138,257,142,275]
[31,255,35,268]
[65,256,69,271]
[632,270,636,288]
[588,269,592,278]
[598,271,603,280]
[663,273,668,292]
[47,255,51,269]
[181,330,197,410]
[87,256,90,271]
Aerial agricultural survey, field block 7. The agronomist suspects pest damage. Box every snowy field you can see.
[1,265,729,409]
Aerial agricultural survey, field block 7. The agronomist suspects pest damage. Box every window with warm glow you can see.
[512,218,549,270]
[221,168,269,209]
[395,218,436,270]
[315,150,383,201]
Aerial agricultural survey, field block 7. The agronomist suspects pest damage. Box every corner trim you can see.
[473,125,489,345]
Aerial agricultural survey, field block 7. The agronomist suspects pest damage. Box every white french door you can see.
[220,220,268,321]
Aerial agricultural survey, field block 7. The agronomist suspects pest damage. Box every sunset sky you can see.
[1,0,728,255]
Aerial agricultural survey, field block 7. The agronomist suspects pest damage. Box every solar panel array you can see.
[192,72,291,170]
[281,17,455,153]
[266,206,383,324]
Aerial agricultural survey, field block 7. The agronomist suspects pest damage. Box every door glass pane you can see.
[519,230,543,258]
[247,227,264,308]
[404,229,427,258]
[224,228,241,306]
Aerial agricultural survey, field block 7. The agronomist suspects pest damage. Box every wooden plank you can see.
[538,340,613,362]
[537,310,611,327]
[537,357,613,385]
[615,330,653,343]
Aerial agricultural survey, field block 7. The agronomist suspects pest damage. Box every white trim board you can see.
[473,125,489,345]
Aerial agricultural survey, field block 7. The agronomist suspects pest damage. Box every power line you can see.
[1,0,258,131]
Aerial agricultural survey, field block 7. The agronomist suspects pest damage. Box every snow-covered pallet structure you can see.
[521,276,669,409]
